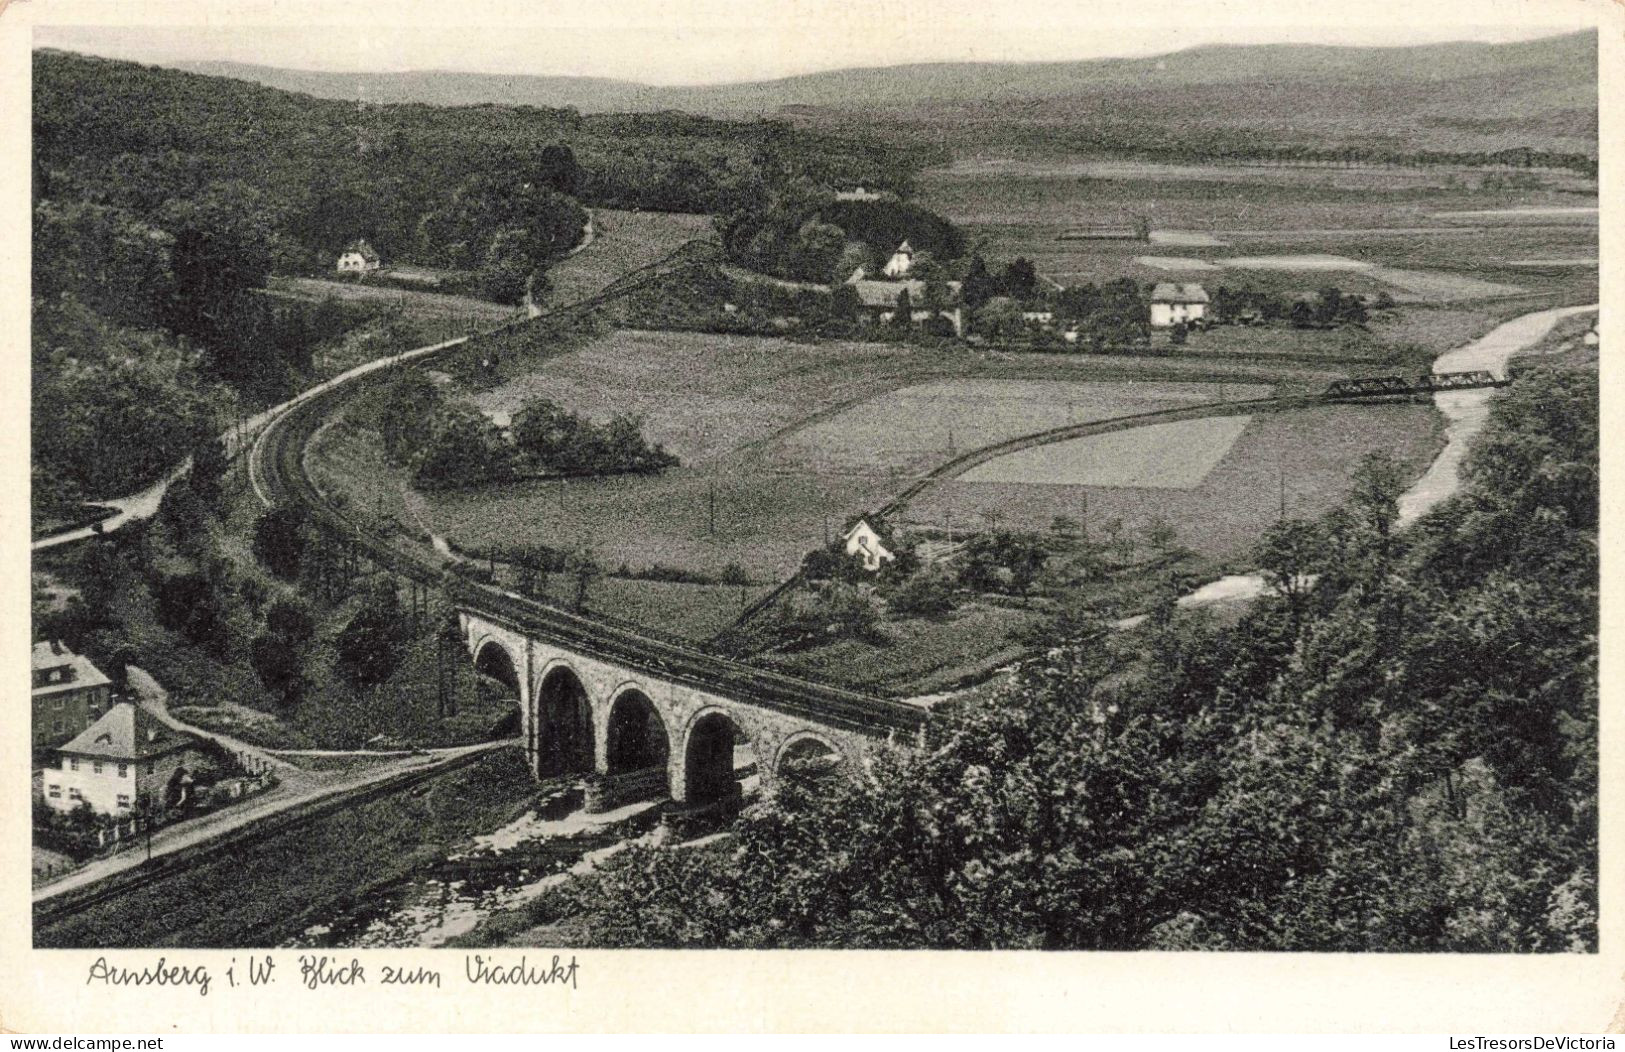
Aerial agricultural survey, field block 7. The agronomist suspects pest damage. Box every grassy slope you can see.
[36,749,535,949]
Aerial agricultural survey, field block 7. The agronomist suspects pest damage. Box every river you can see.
[282,783,665,949]
[1173,301,1597,610]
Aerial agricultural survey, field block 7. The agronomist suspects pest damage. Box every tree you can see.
[335,580,409,688]
[266,597,316,647]
[891,288,913,330]
[374,370,444,463]
[252,507,308,580]
[888,566,958,617]
[1143,517,1181,558]
[960,253,997,310]
[160,181,276,362]
[188,436,229,508]
[249,632,302,704]
[566,550,601,611]
[412,404,517,487]
[1169,321,1188,345]
[1254,517,1329,621]
[999,257,1038,301]
[828,283,861,324]
[1348,450,1409,542]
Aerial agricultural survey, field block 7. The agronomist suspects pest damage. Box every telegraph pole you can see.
[708,482,717,535]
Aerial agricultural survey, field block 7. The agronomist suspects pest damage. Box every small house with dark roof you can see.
[41,702,202,816]
[1149,282,1210,328]
[336,239,382,274]
[31,640,112,750]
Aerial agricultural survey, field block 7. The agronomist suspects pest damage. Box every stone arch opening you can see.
[472,640,523,739]
[606,689,669,775]
[683,711,754,806]
[535,665,595,778]
[777,733,843,783]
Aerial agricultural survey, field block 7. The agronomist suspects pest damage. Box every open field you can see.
[271,276,521,323]
[902,401,1442,562]
[469,329,933,465]
[766,378,1272,474]
[539,209,714,308]
[961,414,1254,488]
[919,159,1598,306]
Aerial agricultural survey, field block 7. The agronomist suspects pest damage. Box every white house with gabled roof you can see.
[843,519,897,572]
[41,702,203,817]
[1149,282,1210,328]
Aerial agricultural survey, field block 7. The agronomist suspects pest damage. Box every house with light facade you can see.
[41,702,203,817]
[336,239,382,274]
[843,519,897,572]
[882,240,915,278]
[31,641,112,751]
[1149,283,1210,328]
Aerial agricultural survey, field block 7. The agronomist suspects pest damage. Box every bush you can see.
[887,567,958,618]
[252,506,308,580]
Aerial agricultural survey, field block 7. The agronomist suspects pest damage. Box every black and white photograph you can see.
[18,0,1606,982]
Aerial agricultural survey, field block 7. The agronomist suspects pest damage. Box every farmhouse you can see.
[844,519,896,572]
[848,278,964,336]
[41,702,203,817]
[336,239,381,274]
[1149,283,1210,328]
[882,240,915,278]
[835,186,884,202]
[32,640,112,751]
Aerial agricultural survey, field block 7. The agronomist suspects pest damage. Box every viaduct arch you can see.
[461,610,926,813]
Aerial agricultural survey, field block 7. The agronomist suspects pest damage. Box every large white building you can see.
[41,703,202,817]
[1149,283,1210,328]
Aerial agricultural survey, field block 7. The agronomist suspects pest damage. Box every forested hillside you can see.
[167,31,1597,163]
[557,365,1598,951]
[31,49,934,512]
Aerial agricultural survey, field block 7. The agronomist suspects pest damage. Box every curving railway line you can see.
[249,240,931,739]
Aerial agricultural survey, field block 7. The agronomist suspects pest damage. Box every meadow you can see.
[539,209,714,308]
[918,159,1599,307]
[960,414,1255,488]
[764,378,1272,475]
[902,401,1443,563]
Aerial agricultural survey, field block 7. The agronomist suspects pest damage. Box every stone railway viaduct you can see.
[458,599,931,815]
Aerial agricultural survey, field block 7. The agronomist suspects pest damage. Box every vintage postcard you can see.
[2,0,1619,1033]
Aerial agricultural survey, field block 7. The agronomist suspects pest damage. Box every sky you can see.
[29,0,1599,86]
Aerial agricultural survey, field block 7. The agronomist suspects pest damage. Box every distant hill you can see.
[165,31,1597,157]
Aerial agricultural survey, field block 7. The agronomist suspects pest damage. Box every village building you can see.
[843,519,897,572]
[1022,310,1056,328]
[847,278,965,336]
[41,702,203,817]
[1149,282,1210,328]
[834,186,884,202]
[882,240,915,279]
[335,239,382,274]
[31,641,112,751]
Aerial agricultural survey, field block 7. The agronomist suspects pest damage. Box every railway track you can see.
[251,241,931,741]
